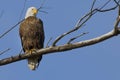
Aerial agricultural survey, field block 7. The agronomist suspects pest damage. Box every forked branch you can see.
[52,0,120,46]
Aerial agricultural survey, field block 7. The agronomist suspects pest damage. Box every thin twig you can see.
[0,48,10,55]
[91,0,96,12]
[0,19,24,39]
[96,0,120,12]
[67,32,89,44]
[19,0,27,21]
[114,0,120,16]
[37,0,47,11]
[114,17,120,32]
[119,5,120,16]
[0,10,4,19]
[39,10,48,14]
[19,48,23,54]
[114,6,120,33]
[46,37,52,48]
[96,5,118,12]
[99,0,112,9]
[114,0,120,6]
[37,0,48,14]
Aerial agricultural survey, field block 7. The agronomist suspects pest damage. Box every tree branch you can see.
[0,28,120,66]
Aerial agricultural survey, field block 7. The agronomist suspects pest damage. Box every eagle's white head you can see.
[25,7,38,19]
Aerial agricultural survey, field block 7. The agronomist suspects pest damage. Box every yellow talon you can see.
[25,50,29,54]
[29,49,36,54]
[25,49,37,55]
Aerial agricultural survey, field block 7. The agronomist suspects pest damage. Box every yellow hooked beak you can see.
[33,9,38,15]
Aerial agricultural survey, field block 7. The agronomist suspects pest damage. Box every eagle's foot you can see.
[29,49,37,54]
[25,49,37,55]
[25,50,29,54]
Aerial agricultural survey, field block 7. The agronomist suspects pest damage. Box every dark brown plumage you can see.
[19,16,44,70]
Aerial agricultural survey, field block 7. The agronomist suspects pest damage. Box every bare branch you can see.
[19,0,27,21]
[67,32,89,44]
[114,17,120,33]
[0,29,120,66]
[18,48,23,54]
[114,0,120,6]
[91,0,96,11]
[0,48,10,55]
[0,19,24,39]
[0,10,4,19]
[37,0,47,11]
[46,37,52,48]
[37,0,48,14]
[95,5,118,12]
[114,5,120,34]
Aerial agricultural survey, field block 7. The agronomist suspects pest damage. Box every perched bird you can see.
[19,7,45,70]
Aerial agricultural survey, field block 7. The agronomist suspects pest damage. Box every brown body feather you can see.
[19,16,44,70]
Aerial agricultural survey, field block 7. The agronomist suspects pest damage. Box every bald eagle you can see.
[19,7,45,70]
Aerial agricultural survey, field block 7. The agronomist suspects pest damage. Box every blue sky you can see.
[0,0,120,80]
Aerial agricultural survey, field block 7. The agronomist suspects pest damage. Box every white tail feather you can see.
[28,58,39,70]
